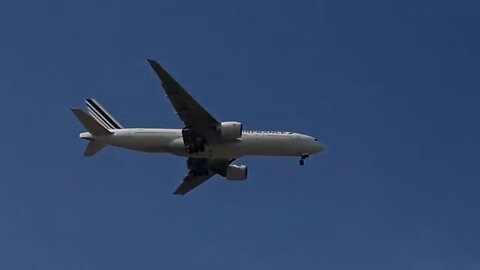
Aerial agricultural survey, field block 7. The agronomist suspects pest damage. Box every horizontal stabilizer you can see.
[84,141,106,157]
[71,108,112,136]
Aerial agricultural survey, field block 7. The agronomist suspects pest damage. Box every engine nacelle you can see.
[226,165,248,181]
[218,121,243,140]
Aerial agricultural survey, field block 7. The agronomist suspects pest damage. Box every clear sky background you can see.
[1,0,479,269]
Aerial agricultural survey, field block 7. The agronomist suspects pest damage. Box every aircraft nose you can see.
[317,142,325,152]
[300,135,325,154]
[308,137,325,154]
[313,141,325,153]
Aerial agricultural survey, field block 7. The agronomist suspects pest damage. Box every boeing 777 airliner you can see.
[72,60,325,195]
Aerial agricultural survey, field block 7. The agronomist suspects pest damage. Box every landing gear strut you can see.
[182,128,206,154]
[299,154,309,166]
[187,142,206,154]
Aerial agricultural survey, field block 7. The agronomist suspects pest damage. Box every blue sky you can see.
[1,0,479,269]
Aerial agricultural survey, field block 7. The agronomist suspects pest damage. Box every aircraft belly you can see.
[241,135,301,156]
[102,131,182,153]
[99,131,303,158]
[190,136,302,158]
[185,141,244,159]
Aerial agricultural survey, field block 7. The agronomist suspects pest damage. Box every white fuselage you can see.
[81,128,324,159]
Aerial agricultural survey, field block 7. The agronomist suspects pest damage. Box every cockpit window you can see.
[314,138,318,141]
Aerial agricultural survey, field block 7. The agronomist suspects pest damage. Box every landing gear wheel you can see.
[187,146,196,154]
[299,154,309,166]
[187,142,206,154]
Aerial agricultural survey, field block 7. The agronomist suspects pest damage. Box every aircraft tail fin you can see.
[71,108,112,136]
[84,141,107,157]
[85,99,123,130]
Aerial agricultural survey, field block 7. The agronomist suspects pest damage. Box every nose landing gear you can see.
[299,154,309,166]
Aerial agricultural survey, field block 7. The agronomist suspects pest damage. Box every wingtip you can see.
[147,59,165,69]
[173,190,185,196]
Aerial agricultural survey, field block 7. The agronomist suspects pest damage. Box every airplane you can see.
[71,59,325,195]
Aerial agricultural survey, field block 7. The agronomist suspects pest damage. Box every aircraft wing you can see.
[147,59,219,129]
[173,158,234,195]
[174,172,216,195]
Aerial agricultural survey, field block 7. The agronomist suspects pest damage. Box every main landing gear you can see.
[187,142,205,154]
[299,154,309,166]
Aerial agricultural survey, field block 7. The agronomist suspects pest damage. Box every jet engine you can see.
[226,165,248,181]
[218,121,243,139]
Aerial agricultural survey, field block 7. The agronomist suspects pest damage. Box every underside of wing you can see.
[147,59,219,129]
[174,172,216,195]
[173,158,235,196]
